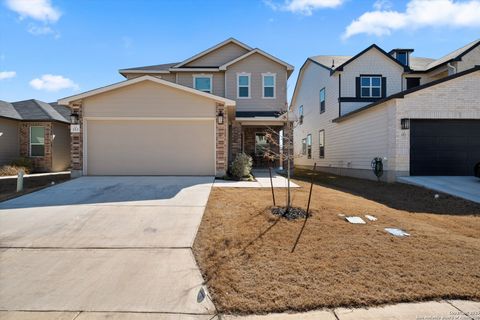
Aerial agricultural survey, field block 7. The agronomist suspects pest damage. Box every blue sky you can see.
[1,0,479,103]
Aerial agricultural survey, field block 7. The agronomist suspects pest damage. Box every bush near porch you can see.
[193,169,480,314]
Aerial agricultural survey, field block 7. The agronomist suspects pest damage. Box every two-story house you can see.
[291,39,480,181]
[59,38,294,177]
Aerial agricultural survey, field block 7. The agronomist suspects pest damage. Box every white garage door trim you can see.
[83,117,216,176]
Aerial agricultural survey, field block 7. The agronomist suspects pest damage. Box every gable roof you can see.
[219,48,294,74]
[332,65,480,123]
[0,99,70,123]
[58,75,236,106]
[415,39,480,72]
[173,38,252,69]
[333,44,410,73]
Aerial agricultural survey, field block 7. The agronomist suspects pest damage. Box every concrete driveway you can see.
[398,176,480,204]
[0,176,216,319]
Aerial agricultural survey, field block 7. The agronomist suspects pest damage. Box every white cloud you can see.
[265,0,343,15]
[343,0,480,39]
[6,0,61,22]
[373,0,393,10]
[0,71,16,80]
[30,74,79,92]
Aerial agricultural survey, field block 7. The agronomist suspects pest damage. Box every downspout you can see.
[338,73,342,117]
[447,62,457,75]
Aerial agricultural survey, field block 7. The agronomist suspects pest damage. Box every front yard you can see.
[193,169,480,314]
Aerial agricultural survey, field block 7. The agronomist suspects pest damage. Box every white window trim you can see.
[193,74,213,93]
[360,76,382,98]
[237,72,251,99]
[29,126,45,157]
[262,72,276,99]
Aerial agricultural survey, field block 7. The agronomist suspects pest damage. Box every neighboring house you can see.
[59,38,294,177]
[0,99,71,172]
[291,39,480,181]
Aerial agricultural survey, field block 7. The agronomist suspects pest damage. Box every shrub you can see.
[0,165,30,176]
[231,153,253,179]
[10,157,33,172]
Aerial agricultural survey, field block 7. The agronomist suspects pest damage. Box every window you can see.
[30,126,45,157]
[319,130,325,158]
[306,134,312,159]
[255,133,268,156]
[302,138,307,155]
[298,105,304,124]
[319,88,325,113]
[396,52,408,66]
[193,75,212,93]
[406,77,420,89]
[262,73,276,98]
[237,73,250,98]
[360,76,382,98]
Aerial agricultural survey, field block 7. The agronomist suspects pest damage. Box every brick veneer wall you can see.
[215,103,227,176]
[19,122,53,172]
[242,126,281,167]
[70,102,83,177]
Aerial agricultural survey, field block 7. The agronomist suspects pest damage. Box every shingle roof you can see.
[119,62,180,72]
[308,39,479,72]
[0,99,70,123]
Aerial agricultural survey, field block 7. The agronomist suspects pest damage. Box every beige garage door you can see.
[86,119,215,175]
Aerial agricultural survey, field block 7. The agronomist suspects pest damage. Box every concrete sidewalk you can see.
[224,300,480,320]
[214,169,300,188]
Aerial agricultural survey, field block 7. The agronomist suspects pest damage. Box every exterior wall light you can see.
[217,110,224,125]
[401,118,410,130]
[70,111,80,124]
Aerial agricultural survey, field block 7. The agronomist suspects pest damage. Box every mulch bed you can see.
[193,170,480,314]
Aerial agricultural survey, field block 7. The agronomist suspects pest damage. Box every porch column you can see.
[283,121,294,171]
[70,101,83,178]
[230,121,242,160]
[215,103,227,177]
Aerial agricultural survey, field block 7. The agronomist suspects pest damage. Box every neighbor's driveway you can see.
[398,176,480,204]
[0,176,215,318]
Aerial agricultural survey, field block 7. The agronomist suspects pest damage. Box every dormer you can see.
[389,49,414,67]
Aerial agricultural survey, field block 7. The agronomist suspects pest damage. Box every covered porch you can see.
[229,115,293,169]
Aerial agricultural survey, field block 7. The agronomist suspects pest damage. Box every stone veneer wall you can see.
[70,102,83,177]
[215,103,227,176]
[19,121,53,172]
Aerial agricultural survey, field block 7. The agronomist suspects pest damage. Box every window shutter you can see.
[382,77,387,98]
[355,77,360,98]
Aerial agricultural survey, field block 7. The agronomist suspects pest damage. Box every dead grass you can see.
[193,170,480,314]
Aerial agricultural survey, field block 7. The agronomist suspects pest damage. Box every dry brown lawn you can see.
[193,169,480,314]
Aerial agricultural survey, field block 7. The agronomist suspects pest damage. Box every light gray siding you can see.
[0,118,20,165]
[125,73,176,83]
[225,53,287,112]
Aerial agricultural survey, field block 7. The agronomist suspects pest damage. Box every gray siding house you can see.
[291,39,480,181]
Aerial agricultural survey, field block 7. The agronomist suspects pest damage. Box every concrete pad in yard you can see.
[448,300,480,316]
[335,301,461,320]
[0,205,204,248]
[0,248,214,314]
[0,176,213,209]
[224,310,336,320]
[0,311,78,320]
[76,312,215,319]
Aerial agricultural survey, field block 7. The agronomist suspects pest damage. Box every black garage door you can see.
[410,120,480,176]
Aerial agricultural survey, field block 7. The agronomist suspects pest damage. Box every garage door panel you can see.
[410,120,480,176]
[87,120,215,176]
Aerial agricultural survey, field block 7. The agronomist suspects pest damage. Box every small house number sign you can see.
[70,124,80,133]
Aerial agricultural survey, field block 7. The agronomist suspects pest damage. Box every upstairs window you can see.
[396,52,408,66]
[302,138,307,155]
[193,75,212,93]
[319,130,325,158]
[360,76,382,98]
[262,73,276,98]
[306,134,312,159]
[30,126,45,157]
[298,105,304,124]
[319,88,325,114]
[237,73,250,98]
